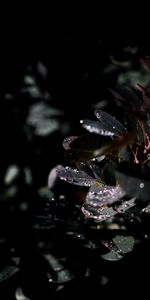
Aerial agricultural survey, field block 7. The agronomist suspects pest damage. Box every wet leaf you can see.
[57,166,96,187]
[94,109,126,136]
[63,136,78,150]
[77,159,105,181]
[114,198,136,213]
[81,203,116,222]
[101,235,134,261]
[86,185,125,208]
[113,235,134,254]
[80,119,116,136]
[101,250,123,261]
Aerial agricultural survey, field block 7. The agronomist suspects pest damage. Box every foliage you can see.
[56,62,150,266]
[1,43,150,298]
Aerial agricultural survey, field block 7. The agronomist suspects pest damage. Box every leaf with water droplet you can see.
[94,109,126,136]
[79,159,104,181]
[101,250,123,261]
[86,184,125,208]
[63,136,78,150]
[80,119,116,136]
[113,235,134,254]
[81,203,116,222]
[114,198,136,214]
[57,166,96,187]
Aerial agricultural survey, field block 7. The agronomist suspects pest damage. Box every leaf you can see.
[94,130,137,157]
[140,56,150,71]
[113,235,134,254]
[57,166,96,187]
[118,86,143,108]
[115,163,150,201]
[80,119,116,136]
[77,159,104,180]
[101,235,134,261]
[26,103,63,137]
[114,198,136,214]
[94,110,126,136]
[81,203,116,222]
[101,250,123,261]
[0,265,19,282]
[64,133,111,163]
[63,136,78,150]
[44,254,74,284]
[86,184,125,208]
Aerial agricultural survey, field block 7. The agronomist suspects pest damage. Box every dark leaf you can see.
[64,133,111,163]
[63,136,78,150]
[115,163,150,201]
[0,265,19,282]
[94,109,126,136]
[94,130,137,157]
[118,86,143,108]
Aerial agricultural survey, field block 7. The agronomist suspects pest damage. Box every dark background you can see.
[0,17,150,298]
